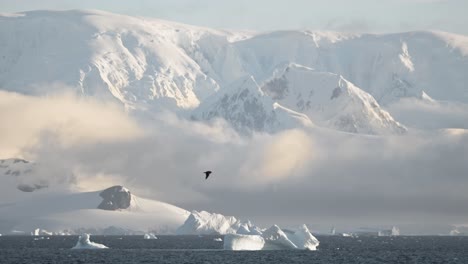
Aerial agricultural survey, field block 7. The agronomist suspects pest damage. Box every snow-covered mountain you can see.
[191,75,313,134]
[1,9,467,134]
[0,9,234,111]
[261,64,406,134]
[233,30,468,105]
[0,185,190,235]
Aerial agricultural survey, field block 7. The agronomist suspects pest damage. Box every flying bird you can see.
[204,171,212,179]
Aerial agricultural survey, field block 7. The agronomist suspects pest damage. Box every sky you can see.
[1,0,467,34]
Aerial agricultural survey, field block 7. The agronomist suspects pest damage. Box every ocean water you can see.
[0,235,467,263]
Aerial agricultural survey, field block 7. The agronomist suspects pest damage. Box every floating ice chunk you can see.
[72,234,108,249]
[32,228,53,236]
[176,211,241,235]
[288,224,320,250]
[236,221,264,235]
[225,224,319,251]
[262,225,297,250]
[143,233,158,239]
[213,238,223,242]
[223,234,265,250]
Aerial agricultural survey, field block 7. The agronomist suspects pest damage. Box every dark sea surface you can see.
[0,235,467,264]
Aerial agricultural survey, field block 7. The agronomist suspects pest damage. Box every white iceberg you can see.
[72,234,108,249]
[288,225,320,250]
[224,224,319,251]
[236,221,264,235]
[32,228,53,236]
[143,233,158,239]
[262,225,298,250]
[224,234,265,250]
[176,211,242,235]
[213,238,223,242]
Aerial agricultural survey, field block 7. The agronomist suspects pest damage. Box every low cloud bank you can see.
[1,90,468,234]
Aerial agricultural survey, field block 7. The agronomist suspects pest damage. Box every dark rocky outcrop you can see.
[97,185,132,210]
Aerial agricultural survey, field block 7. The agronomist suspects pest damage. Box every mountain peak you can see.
[261,65,407,135]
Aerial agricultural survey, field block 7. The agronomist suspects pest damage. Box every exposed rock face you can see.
[97,185,131,210]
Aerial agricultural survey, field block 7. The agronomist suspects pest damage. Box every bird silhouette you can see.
[204,171,212,179]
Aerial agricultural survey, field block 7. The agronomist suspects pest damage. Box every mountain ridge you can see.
[1,9,467,134]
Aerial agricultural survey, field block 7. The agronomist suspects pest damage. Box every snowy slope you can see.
[0,10,237,111]
[261,64,406,134]
[191,76,313,133]
[0,185,190,235]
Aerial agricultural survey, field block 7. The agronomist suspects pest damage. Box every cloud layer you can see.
[1,90,468,234]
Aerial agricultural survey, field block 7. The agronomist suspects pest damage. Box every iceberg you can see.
[176,211,242,235]
[378,226,400,236]
[72,234,108,249]
[176,211,267,236]
[236,221,264,235]
[262,225,298,250]
[32,228,53,236]
[288,225,320,250]
[143,233,158,239]
[213,238,223,242]
[236,224,252,235]
[224,234,265,250]
[224,224,319,251]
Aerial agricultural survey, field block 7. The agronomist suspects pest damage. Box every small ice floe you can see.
[143,233,158,240]
[213,238,223,242]
[72,234,108,249]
